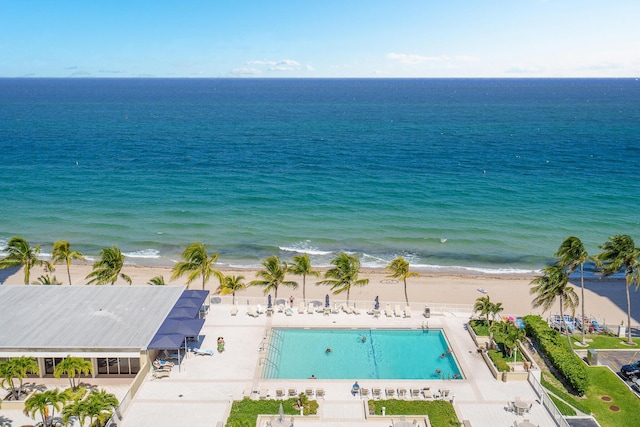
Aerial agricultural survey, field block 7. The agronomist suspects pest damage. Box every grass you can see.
[225,397,318,427]
[367,400,459,427]
[571,334,640,349]
[469,319,490,336]
[542,368,640,427]
[549,394,577,416]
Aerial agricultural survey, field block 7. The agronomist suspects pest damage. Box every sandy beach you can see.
[3,262,638,327]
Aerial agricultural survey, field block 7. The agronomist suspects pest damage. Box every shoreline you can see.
[2,262,638,326]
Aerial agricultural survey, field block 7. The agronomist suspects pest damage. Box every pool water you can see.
[263,328,463,380]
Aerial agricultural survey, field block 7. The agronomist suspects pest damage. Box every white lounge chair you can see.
[256,304,265,314]
[288,388,297,398]
[307,302,315,314]
[394,305,402,317]
[352,305,361,314]
[230,305,238,316]
[410,388,421,399]
[275,389,285,399]
[423,388,432,399]
[372,388,382,399]
[385,388,395,398]
[285,307,293,316]
[360,388,370,399]
[247,306,259,317]
[305,388,314,398]
[298,302,306,314]
[404,306,412,317]
[259,387,269,400]
[385,304,394,317]
[152,369,170,379]
[315,388,325,399]
[397,388,407,398]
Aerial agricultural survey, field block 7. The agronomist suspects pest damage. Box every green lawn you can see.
[542,368,640,427]
[571,335,640,349]
[367,400,459,427]
[225,397,318,427]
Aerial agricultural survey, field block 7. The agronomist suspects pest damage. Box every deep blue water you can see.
[1,78,639,272]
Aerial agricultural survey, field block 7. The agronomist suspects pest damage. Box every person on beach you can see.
[289,296,294,307]
[217,337,225,352]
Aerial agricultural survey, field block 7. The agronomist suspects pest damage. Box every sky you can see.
[1,0,639,78]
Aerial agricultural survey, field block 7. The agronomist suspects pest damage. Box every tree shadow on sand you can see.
[0,265,21,284]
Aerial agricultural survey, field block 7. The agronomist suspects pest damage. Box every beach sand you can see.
[3,262,638,326]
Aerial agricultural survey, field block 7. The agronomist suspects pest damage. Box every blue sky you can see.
[1,0,639,78]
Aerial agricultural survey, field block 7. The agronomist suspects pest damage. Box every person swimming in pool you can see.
[326,347,332,353]
[361,334,366,342]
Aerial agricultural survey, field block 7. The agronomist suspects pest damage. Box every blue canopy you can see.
[167,305,200,319]
[158,318,205,337]
[147,333,185,350]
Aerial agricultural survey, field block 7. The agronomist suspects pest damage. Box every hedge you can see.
[523,315,590,395]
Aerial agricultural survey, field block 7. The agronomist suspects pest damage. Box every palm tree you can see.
[490,321,525,357]
[83,389,118,427]
[596,234,640,345]
[555,236,590,346]
[32,274,62,285]
[148,275,166,286]
[385,256,419,304]
[216,275,246,305]
[62,398,88,427]
[489,301,504,327]
[171,242,223,290]
[24,389,67,427]
[289,253,320,303]
[85,245,131,285]
[250,255,298,299]
[0,356,40,400]
[530,264,579,346]
[53,356,93,390]
[473,295,493,325]
[318,252,369,304]
[52,240,86,285]
[0,236,47,284]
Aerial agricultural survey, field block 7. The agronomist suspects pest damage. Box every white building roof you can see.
[0,285,185,352]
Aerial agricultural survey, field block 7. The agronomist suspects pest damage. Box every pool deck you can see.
[0,304,556,427]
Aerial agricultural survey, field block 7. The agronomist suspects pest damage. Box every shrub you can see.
[367,400,458,427]
[523,315,589,395]
[469,319,490,336]
[487,349,511,372]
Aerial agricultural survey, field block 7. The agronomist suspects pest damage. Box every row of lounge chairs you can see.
[238,303,413,317]
[254,387,325,400]
[151,359,174,379]
[355,386,448,400]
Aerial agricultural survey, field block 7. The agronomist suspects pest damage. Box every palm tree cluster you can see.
[530,234,640,347]
[473,295,504,328]
[1,355,116,427]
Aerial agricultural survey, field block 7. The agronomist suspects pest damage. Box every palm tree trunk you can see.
[580,263,585,345]
[303,275,306,304]
[560,296,572,348]
[626,276,633,344]
[403,279,409,305]
[67,263,73,285]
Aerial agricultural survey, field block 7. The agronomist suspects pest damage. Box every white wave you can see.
[411,263,539,276]
[122,249,161,259]
[279,241,332,256]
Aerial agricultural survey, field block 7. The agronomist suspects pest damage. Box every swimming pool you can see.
[262,328,463,380]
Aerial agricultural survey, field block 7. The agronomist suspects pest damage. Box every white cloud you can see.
[243,59,311,73]
[230,67,263,76]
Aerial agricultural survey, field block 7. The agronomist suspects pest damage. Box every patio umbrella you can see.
[268,294,272,308]
[325,294,330,307]
[374,296,380,310]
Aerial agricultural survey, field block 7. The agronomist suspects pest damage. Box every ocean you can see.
[1,78,639,274]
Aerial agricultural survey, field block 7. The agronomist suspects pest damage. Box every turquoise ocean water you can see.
[1,78,639,273]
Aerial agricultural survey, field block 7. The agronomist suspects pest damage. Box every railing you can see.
[528,373,570,427]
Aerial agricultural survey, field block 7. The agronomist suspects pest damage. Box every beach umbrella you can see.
[325,294,330,307]
[267,294,272,308]
[374,296,380,310]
